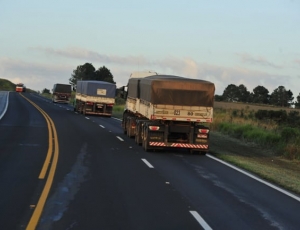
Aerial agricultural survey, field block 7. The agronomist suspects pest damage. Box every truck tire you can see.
[82,105,86,115]
[136,120,149,145]
[127,119,131,137]
[142,126,150,152]
[135,126,141,145]
[122,114,128,134]
[142,137,148,152]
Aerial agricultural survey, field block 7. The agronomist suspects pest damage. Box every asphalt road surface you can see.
[0,92,300,230]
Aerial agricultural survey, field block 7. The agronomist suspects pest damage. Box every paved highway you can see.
[0,92,300,230]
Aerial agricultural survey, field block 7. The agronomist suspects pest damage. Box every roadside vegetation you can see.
[0,78,36,93]
[0,78,16,91]
[212,102,300,160]
[112,98,125,118]
[212,101,300,195]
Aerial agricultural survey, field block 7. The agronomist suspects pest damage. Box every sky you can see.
[1,0,300,97]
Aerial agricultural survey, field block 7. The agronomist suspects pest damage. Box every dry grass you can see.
[215,153,300,195]
[211,101,300,195]
[214,101,298,113]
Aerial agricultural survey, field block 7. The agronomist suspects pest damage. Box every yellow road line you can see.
[19,94,59,230]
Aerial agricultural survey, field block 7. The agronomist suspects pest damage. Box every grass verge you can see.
[213,152,300,195]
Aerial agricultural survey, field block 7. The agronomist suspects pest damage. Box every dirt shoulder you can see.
[209,131,300,195]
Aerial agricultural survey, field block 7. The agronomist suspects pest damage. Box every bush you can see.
[218,122,233,134]
[232,110,238,117]
[232,124,253,138]
[243,128,280,146]
[280,127,300,143]
[217,121,281,147]
[283,140,300,160]
[255,109,288,124]
[286,111,300,126]
[255,110,269,120]
[115,97,126,105]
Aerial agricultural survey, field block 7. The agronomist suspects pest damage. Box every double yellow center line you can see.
[20,94,59,230]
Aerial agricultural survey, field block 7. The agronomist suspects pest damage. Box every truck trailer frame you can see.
[122,74,215,154]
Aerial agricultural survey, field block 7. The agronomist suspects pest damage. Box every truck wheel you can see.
[143,127,150,152]
[135,130,140,145]
[127,119,131,137]
[135,122,141,144]
[122,115,127,134]
[142,138,149,152]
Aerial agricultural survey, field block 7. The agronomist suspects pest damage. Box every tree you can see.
[42,88,51,94]
[222,84,239,102]
[94,66,116,84]
[222,84,250,102]
[69,64,115,90]
[295,93,300,109]
[214,95,223,101]
[69,63,96,89]
[270,86,294,107]
[251,85,270,104]
[237,84,250,102]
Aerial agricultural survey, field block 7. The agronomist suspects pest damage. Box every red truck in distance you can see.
[15,83,26,92]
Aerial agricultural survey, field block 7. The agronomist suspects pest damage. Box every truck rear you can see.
[52,83,72,103]
[16,83,26,92]
[74,80,116,117]
[122,75,215,154]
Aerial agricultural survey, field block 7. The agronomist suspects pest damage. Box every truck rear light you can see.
[86,102,94,105]
[197,134,208,138]
[149,126,160,131]
[107,104,114,107]
[198,129,209,134]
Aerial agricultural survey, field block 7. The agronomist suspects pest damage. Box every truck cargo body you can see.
[16,83,26,92]
[74,80,116,117]
[52,83,72,103]
[122,75,215,153]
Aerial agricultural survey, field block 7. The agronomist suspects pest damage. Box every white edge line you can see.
[99,125,105,128]
[141,159,154,168]
[190,211,212,230]
[116,136,124,141]
[206,154,300,202]
[112,117,122,121]
[0,92,9,120]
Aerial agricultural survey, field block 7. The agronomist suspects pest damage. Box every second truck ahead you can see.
[74,80,116,117]
[122,74,215,154]
[52,83,72,103]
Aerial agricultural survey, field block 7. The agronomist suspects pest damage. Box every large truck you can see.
[74,80,116,117]
[52,83,72,103]
[122,74,215,154]
[16,83,26,92]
